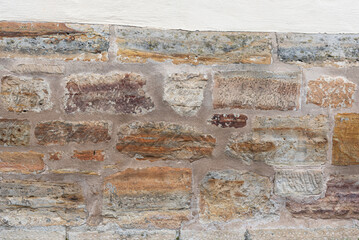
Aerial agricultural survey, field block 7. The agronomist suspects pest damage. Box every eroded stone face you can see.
[11,64,65,74]
[200,170,277,222]
[163,73,208,116]
[116,122,215,161]
[64,73,154,114]
[226,115,329,166]
[72,150,105,161]
[287,175,359,219]
[0,227,66,240]
[213,71,301,111]
[0,119,30,146]
[0,22,109,61]
[1,75,52,112]
[103,167,192,229]
[307,76,356,108]
[115,26,272,65]
[208,114,248,128]
[0,151,44,174]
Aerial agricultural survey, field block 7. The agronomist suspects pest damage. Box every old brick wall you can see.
[0,21,359,239]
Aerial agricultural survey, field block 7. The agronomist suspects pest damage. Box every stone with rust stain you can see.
[49,152,62,161]
[1,75,52,113]
[0,179,86,226]
[0,22,109,61]
[35,121,111,145]
[103,167,192,229]
[213,70,301,111]
[11,64,65,74]
[208,114,248,128]
[200,170,277,222]
[332,113,359,165]
[0,119,30,146]
[64,73,154,114]
[116,122,215,161]
[226,115,328,166]
[115,26,272,65]
[307,76,356,108]
[72,150,104,161]
[287,175,359,219]
[0,151,44,174]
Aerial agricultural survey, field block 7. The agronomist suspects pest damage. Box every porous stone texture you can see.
[287,175,359,219]
[213,70,301,110]
[200,170,277,222]
[0,22,109,61]
[115,26,272,65]
[1,75,52,112]
[163,73,208,116]
[35,121,111,145]
[103,167,191,229]
[49,152,62,161]
[226,115,329,166]
[64,73,154,114]
[116,122,215,161]
[274,170,324,197]
[72,150,105,161]
[180,230,245,240]
[307,76,356,108]
[0,119,30,146]
[332,113,359,165]
[11,64,65,74]
[0,227,66,240]
[208,114,248,128]
[0,151,44,174]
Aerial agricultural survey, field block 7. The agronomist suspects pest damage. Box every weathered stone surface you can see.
[0,179,86,226]
[278,33,359,66]
[0,119,30,146]
[226,115,328,166]
[274,170,324,197]
[35,121,111,145]
[0,151,44,174]
[1,75,52,112]
[64,73,154,114]
[332,113,359,165]
[208,114,248,128]
[180,230,245,240]
[200,170,277,222]
[213,71,301,111]
[0,22,109,61]
[103,167,191,229]
[11,64,65,74]
[287,175,359,219]
[0,227,66,240]
[49,152,62,161]
[115,26,272,65]
[116,122,215,161]
[307,76,356,108]
[72,150,104,161]
[163,73,208,116]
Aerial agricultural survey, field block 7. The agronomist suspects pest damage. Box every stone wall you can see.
[0,21,359,239]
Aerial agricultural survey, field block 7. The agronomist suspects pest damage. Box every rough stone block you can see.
[0,151,44,174]
[0,227,66,240]
[208,114,248,128]
[0,119,30,146]
[72,150,104,161]
[180,230,245,240]
[11,64,65,74]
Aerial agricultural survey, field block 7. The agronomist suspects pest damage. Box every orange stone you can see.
[0,151,44,174]
[72,150,105,161]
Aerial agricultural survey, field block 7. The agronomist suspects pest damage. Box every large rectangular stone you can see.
[180,230,245,240]
[0,151,44,174]
[213,70,301,110]
[0,22,109,61]
[115,26,273,65]
[0,227,66,240]
[0,119,30,146]
[103,167,191,229]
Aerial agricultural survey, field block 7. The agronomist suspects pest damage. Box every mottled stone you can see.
[116,122,215,161]
[213,70,301,111]
[208,114,248,128]
[115,26,272,65]
[307,76,356,108]
[1,75,52,112]
[226,115,328,166]
[49,152,62,161]
[0,22,109,61]
[72,150,104,161]
[200,170,277,222]
[0,151,44,174]
[0,227,66,240]
[274,170,324,197]
[64,73,154,114]
[0,179,85,226]
[50,169,99,175]
[278,33,359,66]
[287,175,359,219]
[103,167,191,229]
[11,64,65,74]
[180,230,245,240]
[0,119,30,146]
[332,113,359,165]
[35,121,111,145]
[163,73,208,116]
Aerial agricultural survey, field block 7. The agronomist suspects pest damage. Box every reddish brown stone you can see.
[209,114,248,128]
[0,119,30,146]
[35,121,111,145]
[0,151,44,174]
[116,122,216,161]
[72,150,104,161]
[49,152,62,161]
[287,175,359,219]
